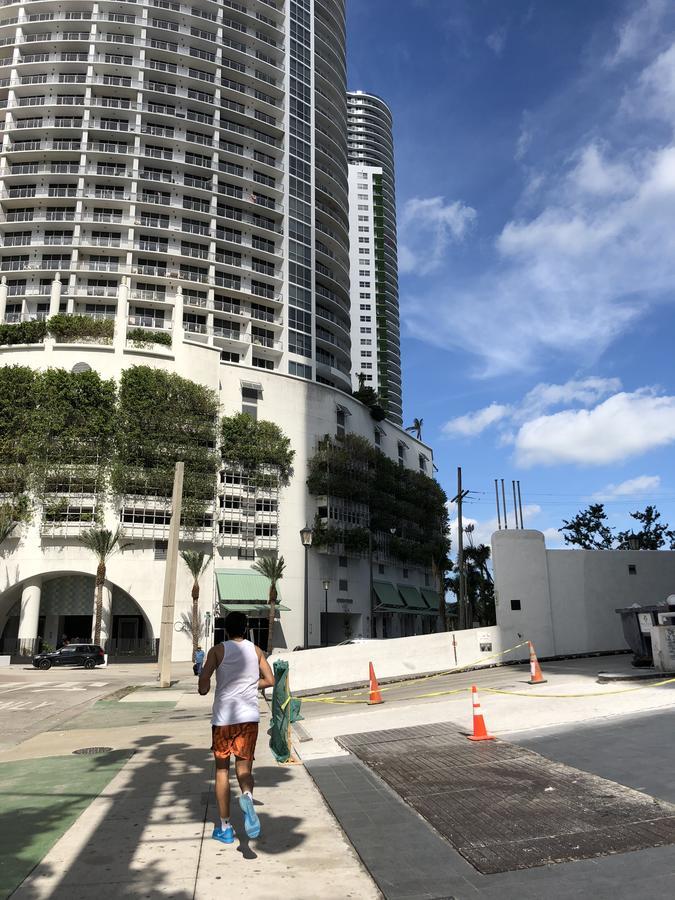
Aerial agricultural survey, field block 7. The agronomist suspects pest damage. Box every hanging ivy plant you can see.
[112,366,219,529]
[221,413,294,484]
[307,434,450,567]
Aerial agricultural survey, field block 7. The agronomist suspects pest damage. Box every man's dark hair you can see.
[224,611,248,639]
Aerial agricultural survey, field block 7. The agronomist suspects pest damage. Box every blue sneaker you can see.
[239,793,261,839]
[212,825,234,845]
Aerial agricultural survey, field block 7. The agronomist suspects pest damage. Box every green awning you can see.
[373,580,405,609]
[397,584,427,611]
[220,603,290,614]
[421,588,441,611]
[216,568,283,603]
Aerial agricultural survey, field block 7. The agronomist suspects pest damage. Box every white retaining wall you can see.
[269,626,504,693]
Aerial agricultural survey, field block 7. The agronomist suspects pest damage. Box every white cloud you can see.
[486,26,507,57]
[515,121,532,161]
[515,390,675,466]
[592,475,661,501]
[399,196,476,276]
[606,0,668,67]
[443,377,620,443]
[569,144,635,196]
[517,377,621,420]
[442,402,511,437]
[402,40,675,376]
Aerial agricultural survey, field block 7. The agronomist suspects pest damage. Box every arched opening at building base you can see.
[0,573,156,662]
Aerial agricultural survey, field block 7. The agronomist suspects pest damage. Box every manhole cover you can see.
[72,747,113,755]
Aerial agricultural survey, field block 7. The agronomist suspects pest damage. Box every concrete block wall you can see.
[269,626,503,693]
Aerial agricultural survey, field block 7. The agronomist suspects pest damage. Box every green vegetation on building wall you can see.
[307,434,450,568]
[0,365,221,530]
[221,412,294,484]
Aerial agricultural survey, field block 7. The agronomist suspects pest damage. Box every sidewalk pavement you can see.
[7,677,380,900]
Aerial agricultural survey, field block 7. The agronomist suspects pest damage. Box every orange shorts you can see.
[212,723,259,761]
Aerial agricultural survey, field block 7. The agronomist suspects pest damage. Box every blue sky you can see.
[347,0,675,549]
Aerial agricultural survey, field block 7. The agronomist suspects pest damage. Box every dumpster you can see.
[615,603,672,666]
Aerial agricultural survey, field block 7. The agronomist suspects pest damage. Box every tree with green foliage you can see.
[220,413,294,483]
[78,527,132,645]
[448,544,495,627]
[561,503,675,550]
[251,554,286,653]
[616,505,675,549]
[180,550,211,658]
[559,503,615,549]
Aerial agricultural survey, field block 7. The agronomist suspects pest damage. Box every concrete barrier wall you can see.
[269,626,505,693]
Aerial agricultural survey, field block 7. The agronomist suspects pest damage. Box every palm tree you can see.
[179,609,205,645]
[406,418,424,441]
[78,527,132,645]
[251,554,286,653]
[180,550,211,658]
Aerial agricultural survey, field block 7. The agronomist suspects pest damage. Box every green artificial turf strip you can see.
[0,751,132,898]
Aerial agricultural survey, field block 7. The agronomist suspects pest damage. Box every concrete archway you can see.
[0,570,154,655]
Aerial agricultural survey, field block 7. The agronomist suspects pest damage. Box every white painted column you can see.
[98,581,114,649]
[18,577,42,654]
[174,284,183,345]
[114,276,129,352]
[48,273,62,317]
[0,275,7,323]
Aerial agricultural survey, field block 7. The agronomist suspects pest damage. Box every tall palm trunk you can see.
[191,582,200,658]
[266,584,277,654]
[94,561,106,646]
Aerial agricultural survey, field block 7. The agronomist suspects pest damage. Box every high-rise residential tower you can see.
[0,1,442,661]
[347,90,402,425]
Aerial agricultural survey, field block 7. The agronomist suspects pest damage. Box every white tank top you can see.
[212,639,260,726]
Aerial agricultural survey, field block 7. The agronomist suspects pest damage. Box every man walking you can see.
[198,611,274,845]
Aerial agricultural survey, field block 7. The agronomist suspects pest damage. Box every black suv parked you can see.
[32,644,105,670]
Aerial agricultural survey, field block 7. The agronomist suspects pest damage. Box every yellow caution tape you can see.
[285,639,531,706]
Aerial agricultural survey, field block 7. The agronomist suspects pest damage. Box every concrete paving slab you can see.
[11,688,380,900]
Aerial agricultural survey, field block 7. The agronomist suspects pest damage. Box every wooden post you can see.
[158,462,184,688]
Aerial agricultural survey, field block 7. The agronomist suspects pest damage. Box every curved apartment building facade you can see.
[0,1,440,660]
[347,90,402,424]
[0,0,351,384]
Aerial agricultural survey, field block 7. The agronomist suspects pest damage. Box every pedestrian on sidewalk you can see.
[198,610,275,845]
[193,645,205,675]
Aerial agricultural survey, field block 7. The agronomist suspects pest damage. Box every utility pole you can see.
[158,461,184,689]
[451,467,470,630]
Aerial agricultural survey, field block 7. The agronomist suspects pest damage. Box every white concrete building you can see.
[347,91,401,425]
[492,529,675,658]
[0,0,443,661]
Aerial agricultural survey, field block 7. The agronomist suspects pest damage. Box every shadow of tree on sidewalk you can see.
[8,732,304,899]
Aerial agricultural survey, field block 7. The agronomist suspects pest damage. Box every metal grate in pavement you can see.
[337,723,675,874]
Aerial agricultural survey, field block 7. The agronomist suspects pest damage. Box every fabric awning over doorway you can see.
[219,603,290,615]
[215,569,288,614]
[397,584,427,611]
[372,580,405,611]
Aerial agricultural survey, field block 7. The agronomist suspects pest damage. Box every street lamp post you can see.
[322,578,330,646]
[299,525,313,649]
[627,532,641,551]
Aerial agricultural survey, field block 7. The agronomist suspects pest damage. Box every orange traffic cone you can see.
[368,661,384,705]
[467,685,495,741]
[528,641,547,685]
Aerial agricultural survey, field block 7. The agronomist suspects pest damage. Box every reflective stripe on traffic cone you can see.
[368,661,383,705]
[528,641,547,685]
[467,684,495,741]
